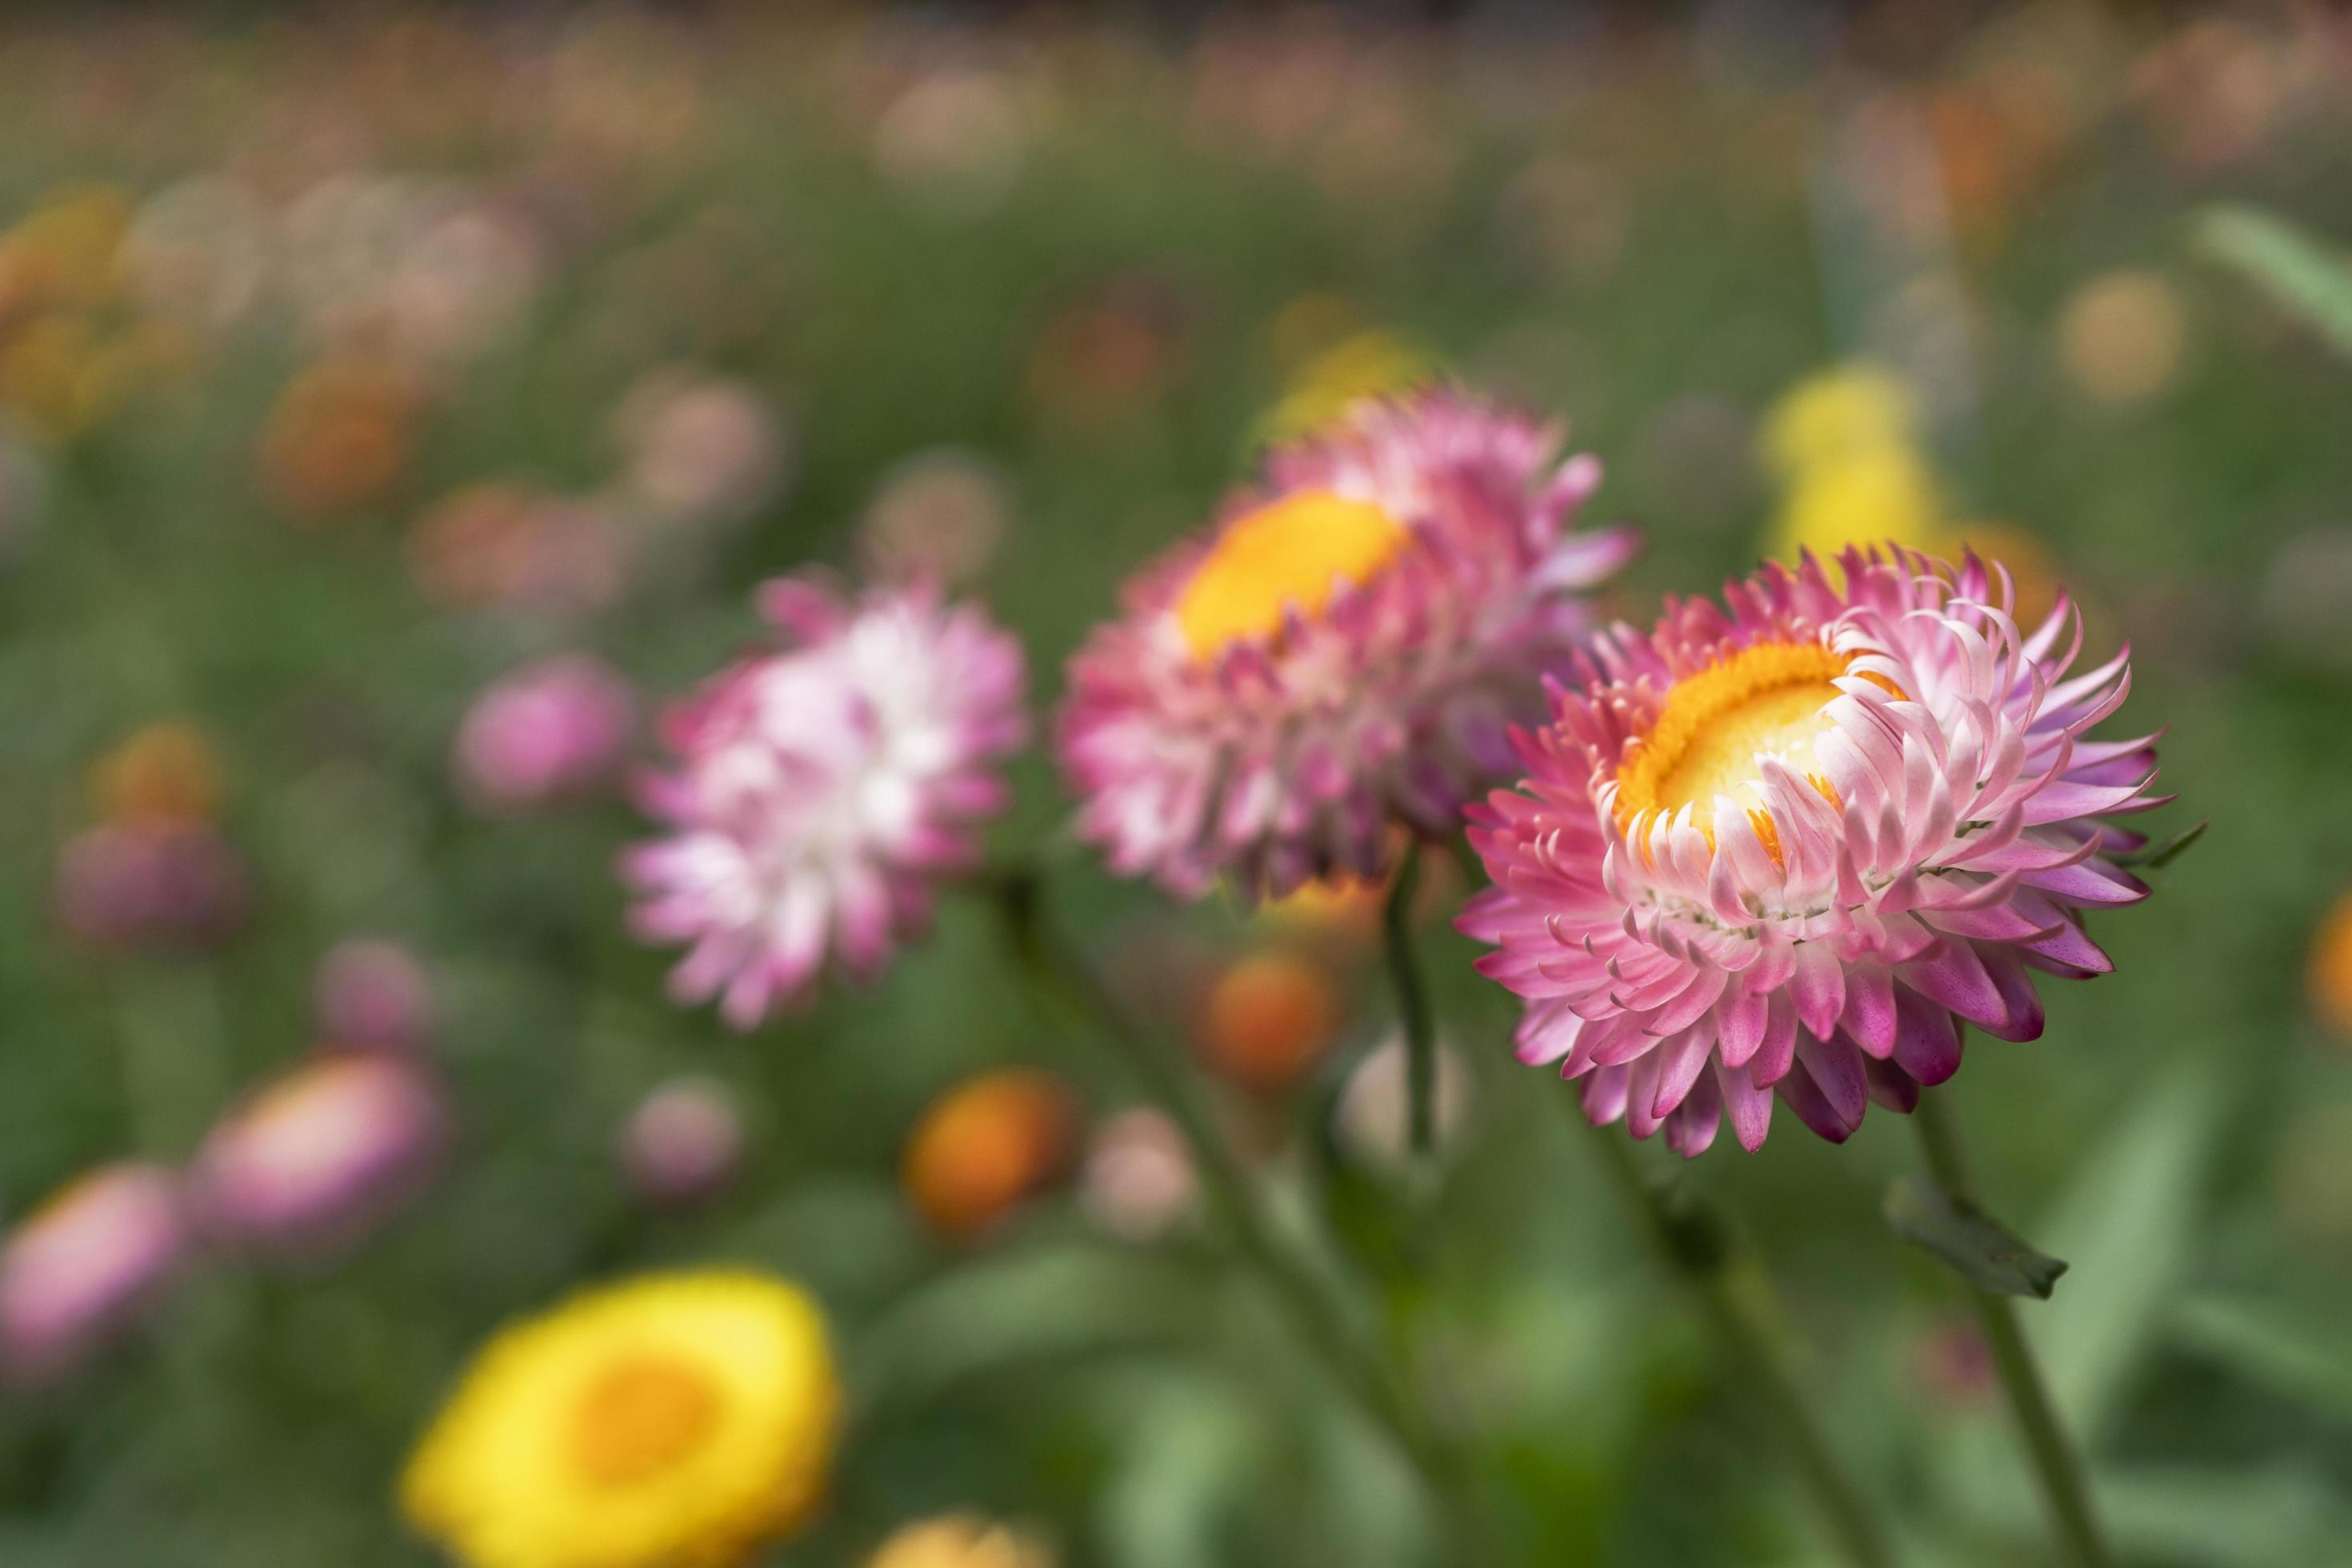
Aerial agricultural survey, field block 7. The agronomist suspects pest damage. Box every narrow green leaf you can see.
[2194,206,2352,358]
[1885,1174,2069,1298]
[2173,1294,2352,1429]
[2118,817,2208,870]
[2036,1060,2226,1438]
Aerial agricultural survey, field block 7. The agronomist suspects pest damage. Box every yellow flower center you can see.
[1616,641,1872,837]
[1174,489,1408,659]
[568,1354,721,1489]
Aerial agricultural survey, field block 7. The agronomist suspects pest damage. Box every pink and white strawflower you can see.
[1058,387,1636,901]
[0,1162,189,1384]
[452,654,635,812]
[1461,546,2166,1154]
[623,574,1028,1026]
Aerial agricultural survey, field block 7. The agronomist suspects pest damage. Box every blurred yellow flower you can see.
[1760,365,1946,564]
[2308,892,2352,1041]
[0,185,134,314]
[402,1270,840,1568]
[1258,873,1384,941]
[88,721,224,827]
[867,1514,1057,1568]
[1255,328,1434,446]
[1760,365,1920,478]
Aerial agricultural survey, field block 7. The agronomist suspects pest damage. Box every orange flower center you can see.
[567,1354,721,1489]
[1616,641,1884,838]
[1174,489,1408,659]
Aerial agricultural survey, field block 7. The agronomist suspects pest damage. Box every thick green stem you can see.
[1913,1091,2110,1568]
[989,870,1510,1565]
[1577,1116,1898,1568]
[1381,850,1437,1157]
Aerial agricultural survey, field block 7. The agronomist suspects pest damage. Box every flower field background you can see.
[1,8,2350,1567]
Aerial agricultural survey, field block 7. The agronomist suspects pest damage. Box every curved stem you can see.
[1381,850,1437,1157]
[986,870,1512,1565]
[1576,1116,1898,1568]
[1913,1091,2110,1568]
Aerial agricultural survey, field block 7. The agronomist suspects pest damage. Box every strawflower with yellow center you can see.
[1462,544,2166,1154]
[1059,386,1636,900]
[402,1270,840,1568]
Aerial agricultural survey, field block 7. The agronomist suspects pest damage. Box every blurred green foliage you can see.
[0,8,2348,1567]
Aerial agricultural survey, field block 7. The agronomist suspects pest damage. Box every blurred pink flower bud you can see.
[1080,1108,1195,1244]
[0,1162,189,1385]
[618,1077,744,1209]
[54,822,250,952]
[452,654,634,812]
[313,938,433,1051]
[189,1055,447,1264]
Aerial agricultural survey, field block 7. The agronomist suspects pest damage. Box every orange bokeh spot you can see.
[902,1070,1079,1242]
[1197,950,1338,1094]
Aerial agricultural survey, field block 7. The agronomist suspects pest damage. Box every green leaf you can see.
[2172,1294,2352,1430]
[2194,206,2352,358]
[2036,1060,2226,1438]
[2117,817,2208,870]
[1884,1174,2069,1298]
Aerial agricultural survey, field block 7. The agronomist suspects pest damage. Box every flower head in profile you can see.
[188,1054,448,1262]
[624,575,1027,1027]
[1461,546,2165,1154]
[402,1270,839,1568]
[1058,387,1635,901]
[0,1162,189,1385]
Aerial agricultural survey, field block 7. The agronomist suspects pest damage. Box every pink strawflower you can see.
[0,1162,189,1385]
[618,1077,746,1209]
[188,1055,448,1262]
[1058,387,1636,900]
[1461,546,2166,1155]
[313,938,434,1051]
[452,654,635,812]
[623,574,1028,1026]
[53,822,249,951]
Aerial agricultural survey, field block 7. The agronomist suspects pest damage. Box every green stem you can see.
[1576,1116,1898,1568]
[988,870,1511,1566]
[1912,1091,2110,1568]
[1381,850,1436,1157]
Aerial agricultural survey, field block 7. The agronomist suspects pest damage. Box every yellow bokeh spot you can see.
[568,1356,722,1490]
[1617,641,1882,833]
[868,1514,1057,1568]
[1761,365,1920,477]
[1174,489,1407,659]
[1255,328,1433,446]
[1766,443,1947,564]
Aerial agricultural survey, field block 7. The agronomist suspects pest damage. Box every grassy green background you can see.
[0,9,2349,1566]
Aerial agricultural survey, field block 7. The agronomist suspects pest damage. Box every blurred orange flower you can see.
[902,1070,1079,1241]
[2307,893,2352,1041]
[257,356,420,520]
[87,721,224,827]
[1197,950,1339,1094]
